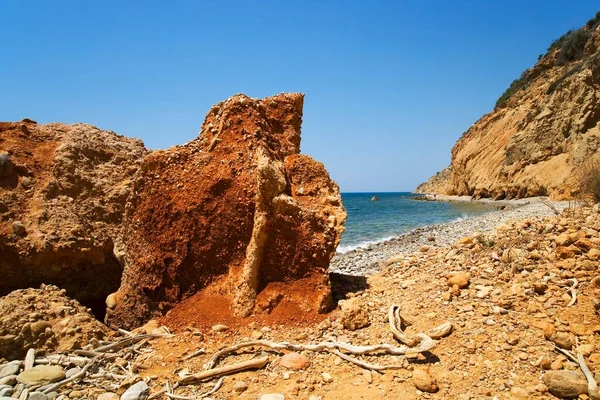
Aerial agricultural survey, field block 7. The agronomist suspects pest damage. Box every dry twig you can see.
[180,357,269,384]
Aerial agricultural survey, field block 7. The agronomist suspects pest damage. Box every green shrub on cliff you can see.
[495,70,533,109]
[495,10,599,108]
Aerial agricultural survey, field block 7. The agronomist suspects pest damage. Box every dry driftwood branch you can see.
[427,322,453,339]
[36,355,90,367]
[388,306,419,347]
[94,333,171,353]
[541,199,560,215]
[203,334,435,372]
[178,303,447,385]
[74,350,119,359]
[182,348,206,361]
[180,356,269,384]
[148,382,180,400]
[388,305,453,344]
[577,353,600,400]
[568,288,578,307]
[331,349,405,371]
[198,377,224,397]
[164,392,191,400]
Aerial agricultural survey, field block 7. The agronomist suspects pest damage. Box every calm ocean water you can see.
[338,192,497,252]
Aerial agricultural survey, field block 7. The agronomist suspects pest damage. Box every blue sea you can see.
[338,192,497,252]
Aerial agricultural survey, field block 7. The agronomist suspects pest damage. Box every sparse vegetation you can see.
[495,70,533,109]
[577,158,600,202]
[495,11,600,108]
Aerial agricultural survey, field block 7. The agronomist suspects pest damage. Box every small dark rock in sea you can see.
[371,196,380,201]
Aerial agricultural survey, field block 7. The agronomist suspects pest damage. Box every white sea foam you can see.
[336,235,396,254]
[337,213,478,254]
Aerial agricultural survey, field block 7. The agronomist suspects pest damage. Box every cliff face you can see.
[105,93,346,329]
[417,15,600,199]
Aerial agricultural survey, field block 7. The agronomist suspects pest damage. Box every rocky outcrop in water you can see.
[105,93,346,329]
[0,120,147,317]
[418,14,600,199]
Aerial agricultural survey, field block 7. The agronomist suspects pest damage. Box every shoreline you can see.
[330,197,570,276]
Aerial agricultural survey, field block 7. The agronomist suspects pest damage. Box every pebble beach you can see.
[331,197,572,276]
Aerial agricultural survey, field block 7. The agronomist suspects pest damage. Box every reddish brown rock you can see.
[279,352,311,370]
[0,121,147,317]
[106,93,346,329]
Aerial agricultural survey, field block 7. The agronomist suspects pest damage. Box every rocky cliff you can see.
[417,13,600,199]
[0,120,147,318]
[105,93,346,329]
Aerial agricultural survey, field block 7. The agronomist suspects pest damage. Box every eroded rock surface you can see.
[0,121,147,317]
[0,285,109,359]
[106,93,346,329]
[417,18,600,199]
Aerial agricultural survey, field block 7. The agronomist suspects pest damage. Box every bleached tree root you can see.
[179,304,452,387]
[180,357,269,384]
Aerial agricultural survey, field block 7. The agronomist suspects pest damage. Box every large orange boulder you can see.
[105,93,346,329]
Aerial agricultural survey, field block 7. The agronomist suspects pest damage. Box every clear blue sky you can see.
[1,1,598,192]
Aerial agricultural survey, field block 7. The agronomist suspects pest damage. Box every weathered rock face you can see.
[417,17,600,199]
[106,93,346,329]
[0,284,109,359]
[0,120,147,317]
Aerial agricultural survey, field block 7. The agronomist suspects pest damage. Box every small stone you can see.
[258,395,284,400]
[68,390,84,399]
[120,381,149,400]
[98,393,119,400]
[106,293,118,310]
[0,376,17,386]
[362,369,373,384]
[17,366,64,386]
[548,333,574,350]
[0,363,20,378]
[232,381,248,393]
[251,330,263,340]
[555,234,572,246]
[340,298,370,331]
[533,282,547,295]
[0,388,12,397]
[447,272,470,289]
[412,368,439,393]
[321,372,333,383]
[65,367,81,379]
[550,358,564,371]
[506,335,519,346]
[28,393,49,400]
[279,353,311,371]
[543,370,588,398]
[0,152,14,178]
[589,248,600,261]
[30,321,51,337]
[12,221,26,236]
[211,324,229,332]
[577,344,595,356]
[510,386,528,399]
